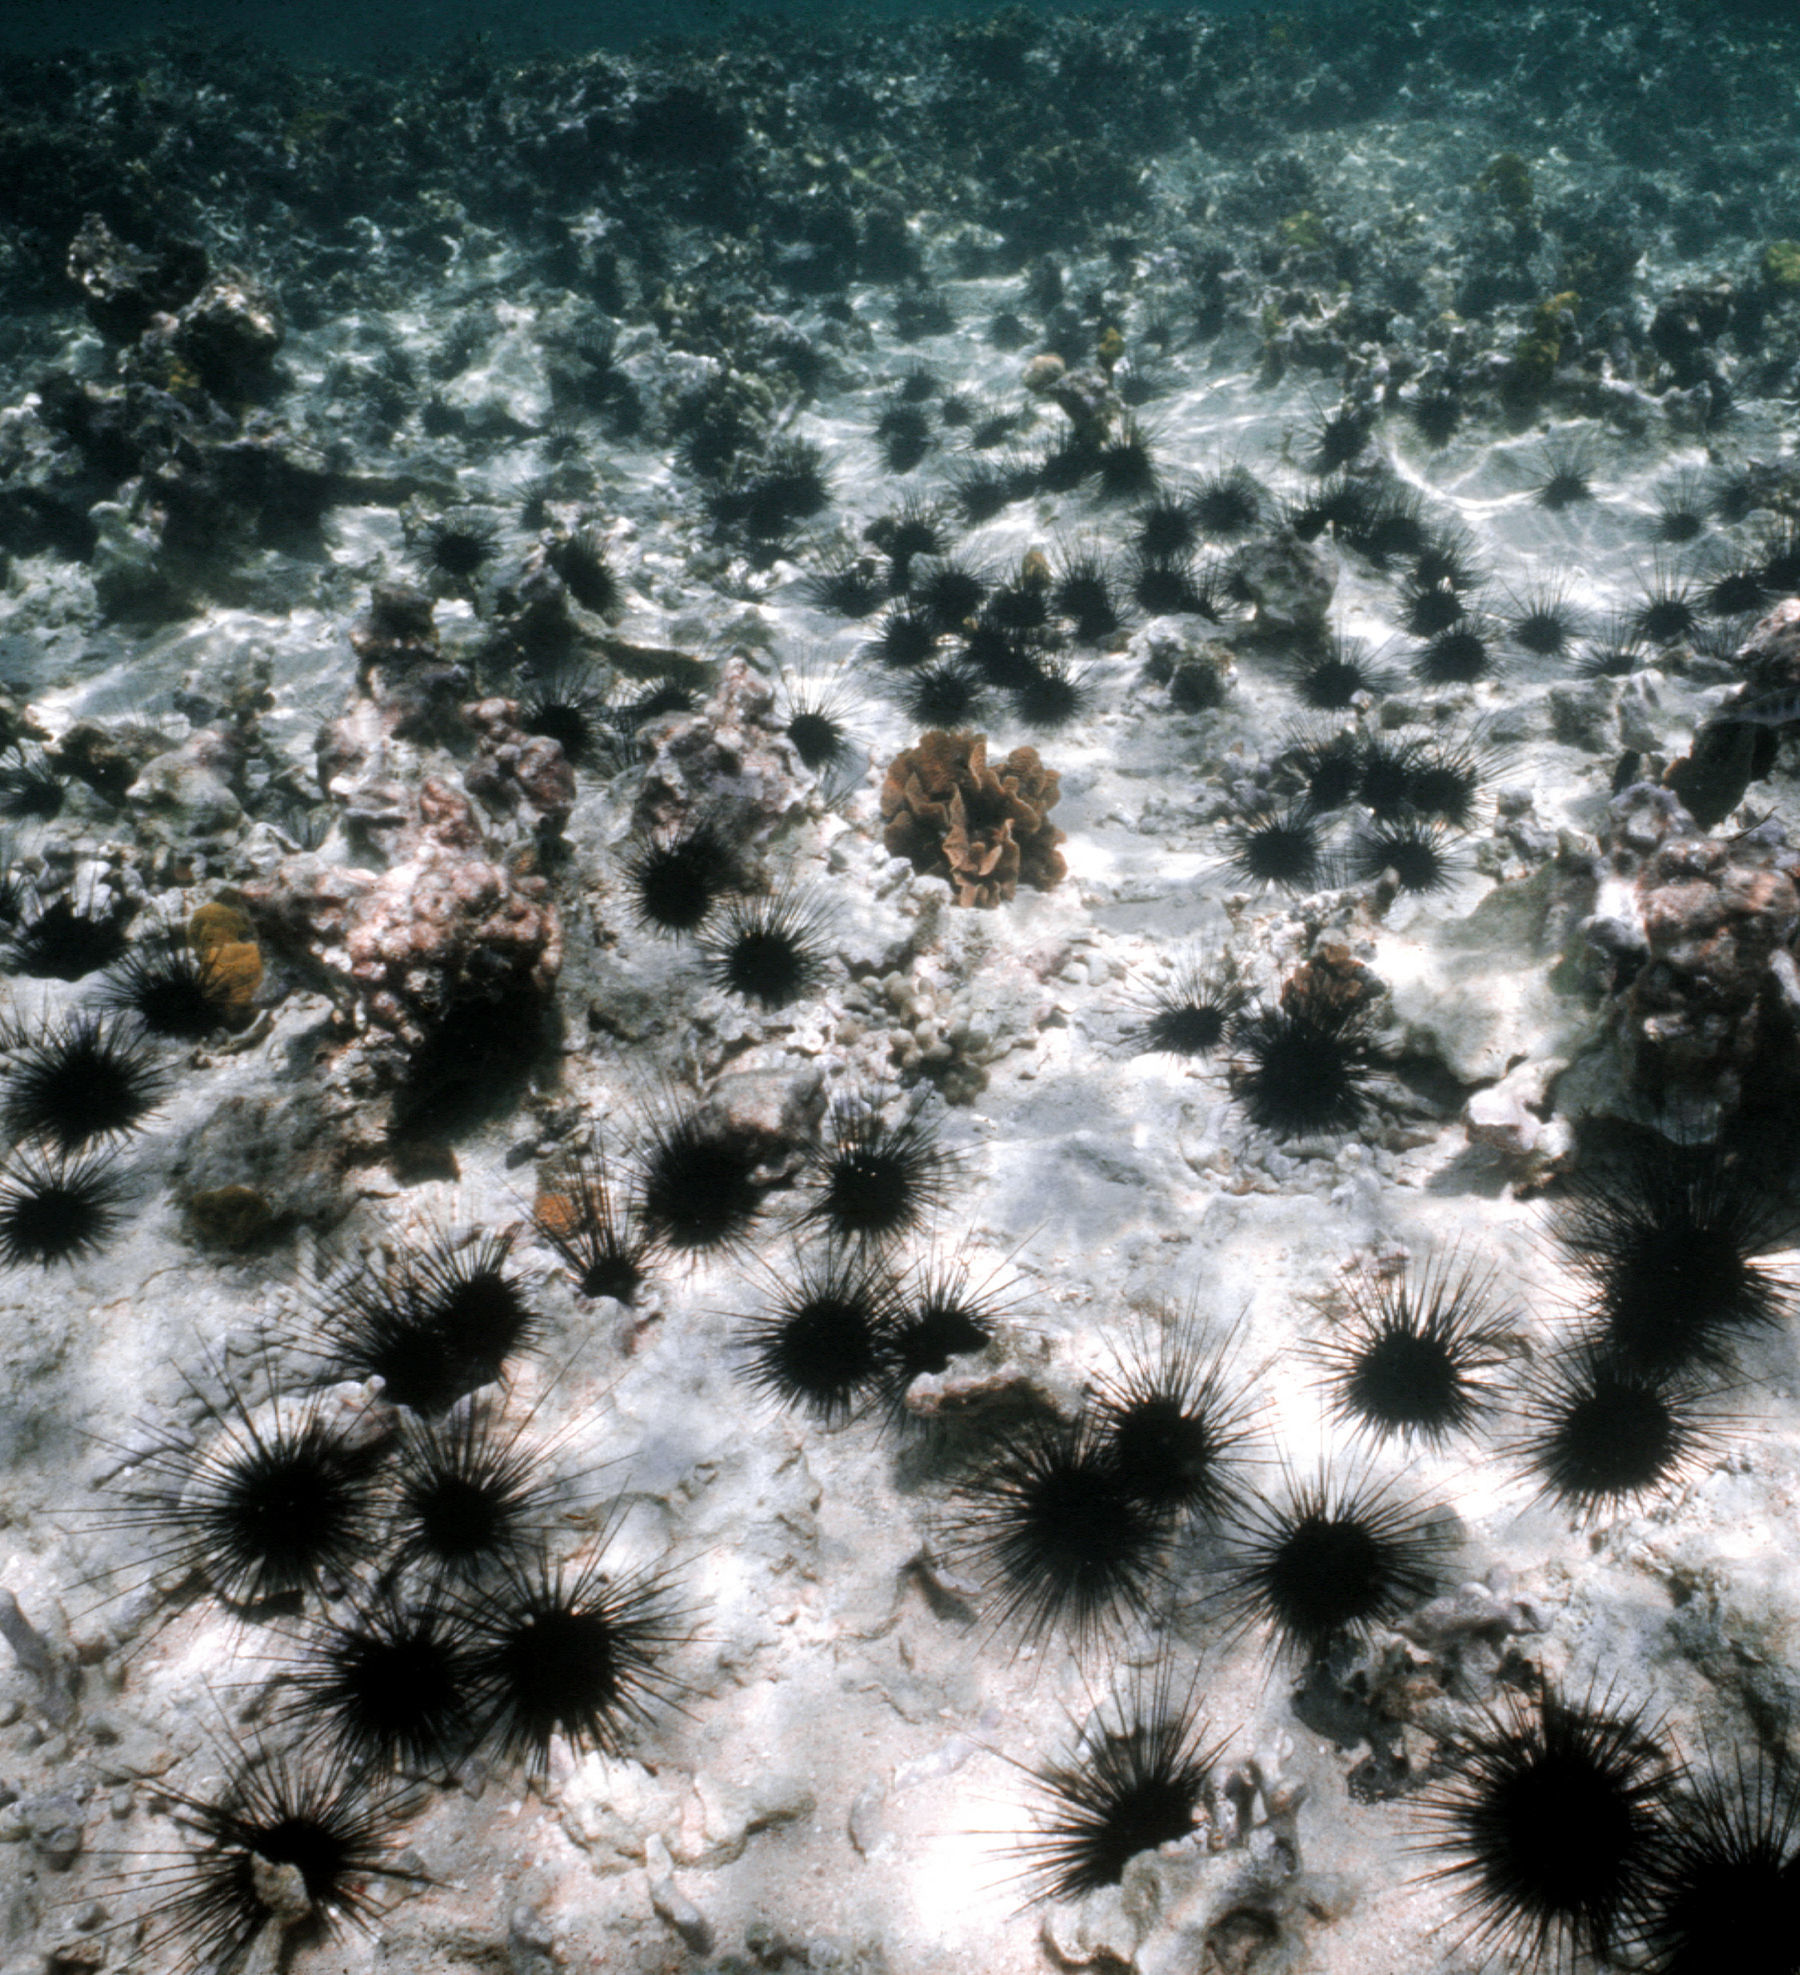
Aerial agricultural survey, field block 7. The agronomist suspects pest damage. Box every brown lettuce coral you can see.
[879,729,1067,907]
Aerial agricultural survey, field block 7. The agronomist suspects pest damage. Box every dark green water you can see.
[0,0,1266,66]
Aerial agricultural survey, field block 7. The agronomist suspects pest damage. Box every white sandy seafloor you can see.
[1,102,1799,1975]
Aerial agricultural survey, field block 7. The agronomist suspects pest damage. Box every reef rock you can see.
[632,654,804,840]
[1594,790,1800,1109]
[1228,526,1336,642]
[462,698,578,836]
[243,782,560,1041]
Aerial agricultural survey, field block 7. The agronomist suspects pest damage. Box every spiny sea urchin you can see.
[131,1745,420,1972]
[315,1228,540,1416]
[389,1397,563,1584]
[734,1243,903,1426]
[1122,948,1250,1060]
[282,1589,478,1773]
[1552,1132,1799,1377]
[799,1092,950,1251]
[1093,1309,1258,1525]
[621,812,745,938]
[1313,1251,1510,1449]
[1215,1466,1450,1663]
[0,1012,168,1154]
[1228,997,1382,1141]
[96,1364,389,1610]
[699,887,832,1011]
[1415,1683,1677,1970]
[1006,1661,1225,1904]
[532,1147,654,1304]
[944,1411,1176,1657]
[462,1541,688,1770]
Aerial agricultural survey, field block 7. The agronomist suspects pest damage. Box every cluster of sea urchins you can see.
[89,1221,688,1970]
[0,896,270,1270]
[970,1129,1800,1950]
[23,170,1800,1975]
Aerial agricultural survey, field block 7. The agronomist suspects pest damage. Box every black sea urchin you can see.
[1401,576,1471,642]
[1036,428,1101,496]
[1409,384,1463,447]
[1007,1663,1223,1904]
[1093,1312,1257,1525]
[1287,473,1385,547]
[1412,527,1485,600]
[1417,1685,1676,1970]
[884,1250,1006,1420]
[1292,632,1395,711]
[1702,554,1773,622]
[635,1105,771,1258]
[950,458,1021,527]
[517,664,608,767]
[803,551,889,621]
[6,893,129,981]
[0,746,62,822]
[1631,561,1704,646]
[1123,949,1250,1060]
[1348,817,1466,896]
[1640,1751,1800,1975]
[1534,441,1596,512]
[284,1590,478,1773]
[1653,469,1711,545]
[1129,550,1211,618]
[800,1094,949,1251]
[622,813,744,938]
[1350,485,1433,571]
[877,400,935,475]
[1515,1341,1721,1517]
[545,524,620,615]
[1192,463,1265,540]
[1506,577,1585,658]
[0,1146,126,1267]
[777,672,860,777]
[1303,399,1373,477]
[1228,1000,1381,1141]
[866,602,941,671]
[945,1412,1175,1656]
[865,498,949,588]
[1052,545,1127,644]
[895,660,986,728]
[734,1244,902,1425]
[1222,802,1334,894]
[99,929,247,1039]
[98,1368,389,1609]
[316,1229,540,1416]
[0,1013,168,1154]
[134,1748,418,1974]
[700,888,831,1011]
[1286,729,1363,811]
[1094,418,1161,503]
[1133,494,1199,563]
[422,509,501,584]
[1553,1134,1799,1377]
[1414,617,1498,686]
[1356,735,1427,820]
[911,555,990,634]
[1405,735,1500,829]
[1216,1468,1449,1663]
[390,1398,561,1584]
[1008,656,1095,732]
[533,1153,655,1303]
[1314,1252,1510,1449]
[464,1542,687,1770]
